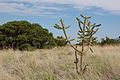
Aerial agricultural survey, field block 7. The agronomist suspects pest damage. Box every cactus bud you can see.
[60,19,64,23]
[65,26,71,29]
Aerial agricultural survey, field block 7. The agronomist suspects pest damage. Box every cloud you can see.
[0,0,120,15]
[0,2,62,16]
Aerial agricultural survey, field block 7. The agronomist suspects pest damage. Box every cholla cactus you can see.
[54,14,101,74]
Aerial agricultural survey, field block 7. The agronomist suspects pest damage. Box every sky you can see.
[0,0,120,41]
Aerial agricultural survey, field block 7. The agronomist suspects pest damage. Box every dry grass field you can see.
[0,46,120,80]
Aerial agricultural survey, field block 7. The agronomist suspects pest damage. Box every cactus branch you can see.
[62,25,83,54]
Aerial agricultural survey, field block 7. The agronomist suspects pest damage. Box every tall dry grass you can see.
[0,46,120,80]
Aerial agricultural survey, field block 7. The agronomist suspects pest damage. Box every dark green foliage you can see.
[0,21,57,50]
[101,37,119,45]
[55,36,67,46]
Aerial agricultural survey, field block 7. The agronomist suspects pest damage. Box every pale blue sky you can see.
[0,0,120,41]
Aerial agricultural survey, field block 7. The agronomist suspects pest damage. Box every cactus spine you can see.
[54,14,101,74]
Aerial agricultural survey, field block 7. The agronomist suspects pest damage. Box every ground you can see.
[0,46,120,80]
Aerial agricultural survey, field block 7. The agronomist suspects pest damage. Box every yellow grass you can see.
[0,46,120,80]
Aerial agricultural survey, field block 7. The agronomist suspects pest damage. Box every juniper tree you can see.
[54,14,101,74]
[0,21,57,50]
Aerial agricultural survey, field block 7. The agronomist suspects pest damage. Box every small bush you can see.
[55,36,67,47]
[101,37,119,45]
